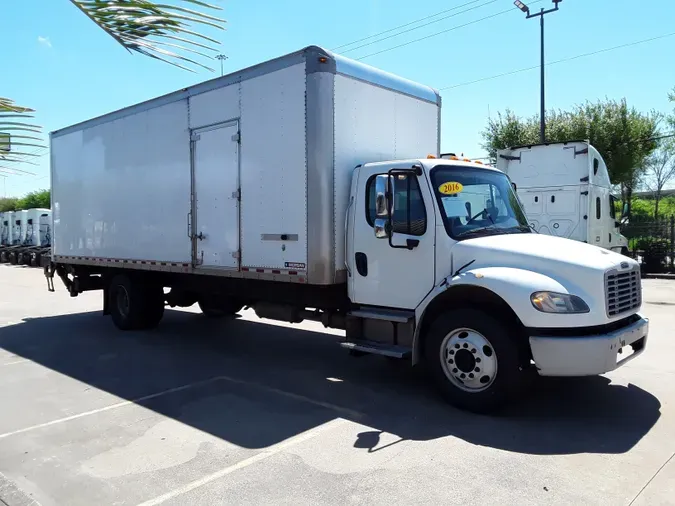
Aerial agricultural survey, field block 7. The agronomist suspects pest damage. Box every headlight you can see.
[530,292,590,314]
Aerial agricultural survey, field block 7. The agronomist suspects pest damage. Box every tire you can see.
[140,284,165,330]
[8,252,17,265]
[108,274,164,331]
[197,295,242,318]
[423,309,528,414]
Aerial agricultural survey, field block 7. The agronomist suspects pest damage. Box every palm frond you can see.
[0,98,45,167]
[71,0,225,72]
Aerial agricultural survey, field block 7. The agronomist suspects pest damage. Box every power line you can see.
[331,0,486,51]
[337,0,499,55]
[440,31,675,90]
[356,0,544,60]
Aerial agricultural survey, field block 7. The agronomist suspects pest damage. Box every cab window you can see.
[366,174,427,236]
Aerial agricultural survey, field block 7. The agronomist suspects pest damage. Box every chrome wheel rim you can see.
[116,286,130,319]
[440,327,498,392]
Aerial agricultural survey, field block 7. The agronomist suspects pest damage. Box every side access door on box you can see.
[190,120,241,269]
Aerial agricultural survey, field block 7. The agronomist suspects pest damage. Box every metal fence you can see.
[621,215,675,271]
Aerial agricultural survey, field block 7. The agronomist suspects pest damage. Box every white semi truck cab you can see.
[344,157,647,410]
[497,141,629,254]
[44,45,648,413]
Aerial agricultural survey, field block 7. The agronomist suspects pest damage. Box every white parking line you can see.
[0,376,225,440]
[0,374,363,440]
[2,359,30,366]
[136,419,345,506]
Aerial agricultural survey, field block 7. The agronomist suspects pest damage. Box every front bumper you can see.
[529,314,649,376]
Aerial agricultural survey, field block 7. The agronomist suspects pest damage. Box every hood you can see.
[452,233,635,276]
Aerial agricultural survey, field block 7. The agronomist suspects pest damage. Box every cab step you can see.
[348,308,413,323]
[340,340,412,359]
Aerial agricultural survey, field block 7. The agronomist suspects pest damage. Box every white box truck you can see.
[497,141,630,254]
[45,46,648,413]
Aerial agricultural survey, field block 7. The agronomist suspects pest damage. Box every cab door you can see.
[348,165,436,310]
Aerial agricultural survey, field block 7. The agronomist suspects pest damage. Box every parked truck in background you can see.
[44,46,648,413]
[0,208,51,266]
[497,141,630,255]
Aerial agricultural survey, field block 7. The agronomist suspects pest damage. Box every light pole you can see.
[215,54,228,76]
[514,0,562,143]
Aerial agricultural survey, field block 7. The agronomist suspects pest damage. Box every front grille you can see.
[605,266,641,317]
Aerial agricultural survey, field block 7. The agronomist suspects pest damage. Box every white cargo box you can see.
[51,46,440,285]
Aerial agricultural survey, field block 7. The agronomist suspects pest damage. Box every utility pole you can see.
[514,0,562,143]
[215,54,228,76]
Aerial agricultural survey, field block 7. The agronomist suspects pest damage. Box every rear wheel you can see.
[197,295,243,318]
[424,309,528,414]
[108,274,164,330]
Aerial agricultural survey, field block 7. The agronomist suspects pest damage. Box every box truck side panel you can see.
[52,100,191,263]
[188,83,240,130]
[332,74,440,274]
[240,63,308,270]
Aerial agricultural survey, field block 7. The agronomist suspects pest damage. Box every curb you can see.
[0,472,40,506]
[642,274,675,280]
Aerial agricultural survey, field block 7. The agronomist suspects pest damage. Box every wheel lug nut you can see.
[474,367,480,372]
[469,373,474,379]
[455,344,460,349]
[463,343,468,348]
[471,349,477,354]
[476,358,481,363]
[449,359,454,364]
[460,373,466,379]
[452,368,458,373]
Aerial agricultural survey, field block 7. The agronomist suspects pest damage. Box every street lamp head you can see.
[514,0,529,13]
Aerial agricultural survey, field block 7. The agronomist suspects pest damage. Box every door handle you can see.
[196,231,205,241]
[187,211,192,239]
[355,252,368,276]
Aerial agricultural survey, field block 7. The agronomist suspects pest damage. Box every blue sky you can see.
[2,0,674,197]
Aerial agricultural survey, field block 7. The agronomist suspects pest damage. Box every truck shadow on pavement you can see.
[0,309,661,456]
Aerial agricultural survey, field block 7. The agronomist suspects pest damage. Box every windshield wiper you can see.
[465,208,495,226]
[510,224,534,233]
[455,226,504,238]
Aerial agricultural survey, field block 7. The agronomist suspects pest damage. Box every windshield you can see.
[430,166,530,240]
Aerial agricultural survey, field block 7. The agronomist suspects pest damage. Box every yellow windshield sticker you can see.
[438,182,463,194]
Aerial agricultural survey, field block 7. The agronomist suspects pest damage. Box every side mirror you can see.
[621,203,630,219]
[511,182,517,192]
[374,174,391,238]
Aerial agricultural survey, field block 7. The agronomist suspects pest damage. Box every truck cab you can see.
[497,141,629,255]
[346,158,647,412]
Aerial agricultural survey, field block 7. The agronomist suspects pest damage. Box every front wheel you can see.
[424,309,528,414]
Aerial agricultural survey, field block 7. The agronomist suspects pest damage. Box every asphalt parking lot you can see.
[0,265,674,506]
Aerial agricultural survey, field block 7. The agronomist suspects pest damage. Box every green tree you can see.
[482,99,661,196]
[641,140,675,218]
[1,0,224,173]
[16,190,50,210]
[0,197,19,212]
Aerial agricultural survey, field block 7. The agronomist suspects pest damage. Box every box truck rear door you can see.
[191,121,240,269]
